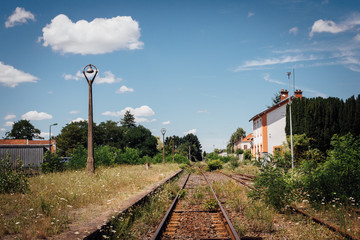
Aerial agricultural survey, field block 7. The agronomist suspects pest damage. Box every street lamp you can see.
[49,123,57,153]
[161,128,166,164]
[83,64,98,174]
[287,72,294,169]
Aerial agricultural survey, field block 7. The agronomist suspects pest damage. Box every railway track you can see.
[220,171,360,240]
[152,171,240,240]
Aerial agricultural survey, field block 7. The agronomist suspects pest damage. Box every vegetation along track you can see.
[152,170,240,240]
[220,171,360,240]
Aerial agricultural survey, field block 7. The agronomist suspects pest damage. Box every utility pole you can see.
[287,71,294,169]
[172,136,175,162]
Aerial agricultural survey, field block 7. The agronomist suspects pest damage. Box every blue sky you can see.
[1,0,360,152]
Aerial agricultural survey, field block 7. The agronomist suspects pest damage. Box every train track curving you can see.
[152,171,241,240]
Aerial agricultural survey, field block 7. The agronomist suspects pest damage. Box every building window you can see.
[244,145,247,150]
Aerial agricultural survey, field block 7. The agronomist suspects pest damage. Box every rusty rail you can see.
[152,171,240,240]
[202,171,240,240]
[152,172,191,240]
[220,171,360,240]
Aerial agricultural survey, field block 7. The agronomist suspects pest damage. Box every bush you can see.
[243,149,252,161]
[229,158,240,170]
[236,149,244,155]
[68,145,87,170]
[206,159,223,171]
[95,145,117,166]
[115,148,141,164]
[301,134,360,204]
[248,164,298,211]
[41,152,66,173]
[0,155,29,194]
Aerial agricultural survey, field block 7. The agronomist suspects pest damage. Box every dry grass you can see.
[0,163,180,239]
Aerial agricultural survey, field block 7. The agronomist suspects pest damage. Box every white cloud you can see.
[5,7,35,28]
[248,12,255,18]
[64,70,122,84]
[71,117,86,123]
[40,132,49,139]
[289,27,298,35]
[0,128,6,132]
[116,85,134,93]
[162,121,171,125]
[4,114,16,120]
[234,55,318,71]
[322,0,329,4]
[40,14,143,55]
[63,71,82,81]
[69,110,79,114]
[22,111,52,121]
[96,71,122,84]
[310,13,360,37]
[4,121,14,127]
[309,19,345,37]
[0,62,39,87]
[184,129,197,135]
[102,105,155,118]
[263,73,286,86]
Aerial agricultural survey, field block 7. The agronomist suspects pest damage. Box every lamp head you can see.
[86,65,94,74]
[161,128,166,135]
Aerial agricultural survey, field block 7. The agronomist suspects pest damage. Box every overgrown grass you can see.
[0,163,180,239]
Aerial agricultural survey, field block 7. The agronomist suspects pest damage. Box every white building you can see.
[234,133,253,152]
[249,89,303,158]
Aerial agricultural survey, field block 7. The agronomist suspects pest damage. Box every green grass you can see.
[0,163,180,239]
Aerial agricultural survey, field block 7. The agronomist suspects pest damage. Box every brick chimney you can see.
[295,89,303,99]
[280,89,289,101]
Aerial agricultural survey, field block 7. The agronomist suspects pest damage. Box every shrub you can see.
[206,159,223,171]
[243,149,252,161]
[0,155,29,194]
[236,149,244,155]
[68,145,87,170]
[229,158,240,170]
[202,199,219,211]
[248,162,300,211]
[41,152,66,173]
[115,148,141,164]
[95,145,117,166]
[301,133,360,204]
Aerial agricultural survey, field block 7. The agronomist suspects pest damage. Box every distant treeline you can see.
[286,94,360,152]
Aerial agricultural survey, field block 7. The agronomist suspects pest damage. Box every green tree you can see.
[181,133,202,161]
[56,121,88,156]
[227,127,246,153]
[124,125,158,157]
[120,110,136,128]
[5,120,43,140]
[97,120,124,148]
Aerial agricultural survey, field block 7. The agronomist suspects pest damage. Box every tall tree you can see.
[5,120,43,140]
[227,127,246,153]
[181,133,202,161]
[120,110,136,128]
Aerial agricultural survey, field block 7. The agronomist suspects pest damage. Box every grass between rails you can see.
[0,163,180,239]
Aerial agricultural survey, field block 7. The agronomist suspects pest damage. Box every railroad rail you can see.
[152,171,240,240]
[220,171,360,240]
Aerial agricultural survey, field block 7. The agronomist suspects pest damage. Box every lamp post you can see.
[83,64,98,174]
[161,128,166,164]
[287,72,294,169]
[49,123,57,153]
